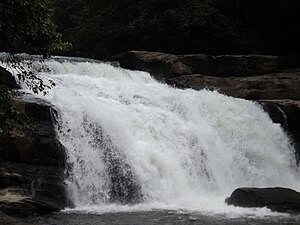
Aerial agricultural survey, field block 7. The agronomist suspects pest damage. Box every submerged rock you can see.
[225,187,300,213]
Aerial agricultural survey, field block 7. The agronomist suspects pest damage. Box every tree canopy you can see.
[0,0,69,55]
[0,0,65,137]
[53,0,300,59]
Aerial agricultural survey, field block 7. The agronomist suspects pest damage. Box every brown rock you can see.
[115,51,300,79]
[167,70,300,100]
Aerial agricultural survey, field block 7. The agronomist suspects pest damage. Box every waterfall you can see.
[7,58,300,213]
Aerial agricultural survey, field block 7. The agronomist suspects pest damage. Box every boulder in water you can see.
[225,187,300,213]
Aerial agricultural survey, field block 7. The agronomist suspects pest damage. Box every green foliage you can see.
[5,55,55,95]
[0,0,65,138]
[52,0,300,58]
[0,0,71,55]
[0,54,57,138]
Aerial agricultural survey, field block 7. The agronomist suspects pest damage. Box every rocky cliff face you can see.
[0,98,68,217]
[0,67,68,219]
[116,51,300,164]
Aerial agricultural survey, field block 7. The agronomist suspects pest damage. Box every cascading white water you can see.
[5,58,300,214]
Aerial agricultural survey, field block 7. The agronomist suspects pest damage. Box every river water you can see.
[25,210,300,225]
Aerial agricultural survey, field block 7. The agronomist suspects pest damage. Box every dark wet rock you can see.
[0,168,24,188]
[0,66,19,89]
[0,161,68,211]
[225,187,300,213]
[0,98,68,217]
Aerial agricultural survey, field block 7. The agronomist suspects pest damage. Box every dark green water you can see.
[25,211,300,225]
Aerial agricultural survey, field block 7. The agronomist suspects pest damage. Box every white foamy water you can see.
[4,58,300,216]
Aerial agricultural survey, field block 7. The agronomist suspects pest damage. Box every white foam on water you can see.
[5,58,300,217]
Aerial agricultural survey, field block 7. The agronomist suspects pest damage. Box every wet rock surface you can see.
[226,187,300,213]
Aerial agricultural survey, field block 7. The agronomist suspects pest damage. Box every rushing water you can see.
[3,56,300,223]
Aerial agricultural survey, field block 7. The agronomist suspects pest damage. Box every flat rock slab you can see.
[226,187,300,213]
[167,71,300,100]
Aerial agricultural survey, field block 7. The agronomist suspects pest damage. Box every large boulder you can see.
[225,187,300,213]
[0,97,68,217]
